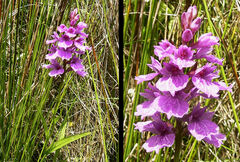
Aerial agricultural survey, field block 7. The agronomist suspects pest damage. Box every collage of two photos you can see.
[1,0,240,161]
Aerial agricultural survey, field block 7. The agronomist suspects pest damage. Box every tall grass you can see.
[0,0,118,161]
[124,0,240,161]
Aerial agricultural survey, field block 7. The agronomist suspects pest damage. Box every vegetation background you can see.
[0,0,118,161]
[124,0,240,161]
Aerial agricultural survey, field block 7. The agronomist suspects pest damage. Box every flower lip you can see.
[176,45,193,59]
[57,24,68,33]
[58,34,73,49]
[154,40,176,60]
[161,62,182,76]
[66,27,76,37]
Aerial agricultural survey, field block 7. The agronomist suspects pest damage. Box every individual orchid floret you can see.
[69,55,87,77]
[135,57,162,84]
[46,45,58,60]
[156,62,189,96]
[57,24,68,33]
[74,37,90,52]
[184,103,220,141]
[56,47,73,60]
[192,64,219,97]
[42,59,64,77]
[182,29,193,42]
[191,32,219,49]
[171,45,195,69]
[191,63,231,97]
[154,40,176,60]
[75,22,88,33]
[65,27,76,38]
[153,91,189,119]
[135,83,161,119]
[46,32,59,44]
[135,113,175,153]
[135,85,189,120]
[203,133,226,148]
[58,34,73,49]
[194,47,223,65]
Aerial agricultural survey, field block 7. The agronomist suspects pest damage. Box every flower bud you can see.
[181,12,190,30]
[190,17,201,33]
[187,6,197,21]
[182,29,193,42]
[70,8,78,21]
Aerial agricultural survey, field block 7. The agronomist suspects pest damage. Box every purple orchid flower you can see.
[135,84,189,119]
[135,113,175,153]
[185,103,219,140]
[191,33,219,49]
[46,32,59,44]
[75,22,88,34]
[134,5,231,153]
[65,27,76,38]
[192,63,225,97]
[135,83,161,119]
[44,8,89,77]
[190,17,201,33]
[42,59,64,77]
[156,62,189,96]
[74,37,89,51]
[58,34,73,49]
[135,57,162,84]
[152,91,189,119]
[56,47,74,60]
[154,40,176,60]
[69,55,87,77]
[194,47,223,65]
[46,45,58,60]
[182,29,193,42]
[171,45,195,69]
[57,24,68,33]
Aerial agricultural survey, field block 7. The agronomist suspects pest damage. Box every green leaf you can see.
[44,132,91,155]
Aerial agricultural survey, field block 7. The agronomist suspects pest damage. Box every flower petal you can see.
[192,76,219,97]
[142,134,175,153]
[156,74,189,96]
[156,92,189,119]
[135,73,159,84]
[188,119,219,140]
[203,133,226,147]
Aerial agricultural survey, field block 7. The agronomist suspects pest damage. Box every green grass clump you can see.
[124,0,240,161]
[0,0,118,161]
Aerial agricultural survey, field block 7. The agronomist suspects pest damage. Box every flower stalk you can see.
[174,119,183,162]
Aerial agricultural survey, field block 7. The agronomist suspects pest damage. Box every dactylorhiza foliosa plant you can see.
[134,6,232,156]
[43,8,90,77]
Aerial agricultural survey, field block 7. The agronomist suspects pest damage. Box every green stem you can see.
[174,119,183,162]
